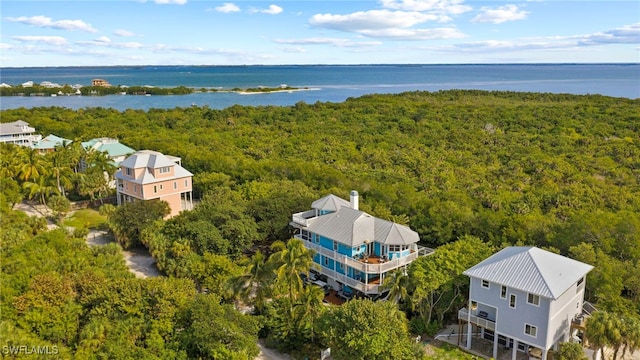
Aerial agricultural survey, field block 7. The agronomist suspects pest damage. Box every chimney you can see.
[350,190,359,210]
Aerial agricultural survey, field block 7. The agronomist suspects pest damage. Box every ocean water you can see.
[1,64,638,111]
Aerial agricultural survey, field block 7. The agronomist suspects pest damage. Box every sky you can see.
[1,0,639,67]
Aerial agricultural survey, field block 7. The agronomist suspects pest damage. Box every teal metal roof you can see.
[33,134,72,150]
[82,138,135,157]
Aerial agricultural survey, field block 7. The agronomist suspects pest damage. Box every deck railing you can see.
[291,210,318,227]
[297,235,434,294]
[458,308,496,331]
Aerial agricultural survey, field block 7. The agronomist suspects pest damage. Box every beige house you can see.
[92,79,111,87]
[115,150,193,217]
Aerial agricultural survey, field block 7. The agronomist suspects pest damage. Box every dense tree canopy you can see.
[2,90,639,358]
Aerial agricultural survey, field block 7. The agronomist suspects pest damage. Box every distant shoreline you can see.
[0,84,320,97]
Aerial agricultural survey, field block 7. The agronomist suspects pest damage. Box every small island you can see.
[0,81,312,97]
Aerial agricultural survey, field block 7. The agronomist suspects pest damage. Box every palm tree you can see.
[621,315,640,359]
[228,251,273,313]
[23,173,59,204]
[268,238,315,311]
[48,147,73,197]
[380,269,410,304]
[18,147,48,182]
[293,284,325,341]
[586,311,623,360]
[0,145,22,179]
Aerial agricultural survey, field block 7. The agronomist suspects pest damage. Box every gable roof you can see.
[311,194,351,212]
[306,206,419,247]
[33,134,72,150]
[463,246,593,299]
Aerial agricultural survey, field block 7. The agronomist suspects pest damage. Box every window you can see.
[577,277,584,287]
[333,241,338,251]
[160,184,163,190]
[525,324,537,337]
[159,166,170,174]
[501,286,507,299]
[510,294,516,308]
[153,185,157,193]
[174,181,177,190]
[482,280,490,289]
[184,179,188,187]
[389,245,409,252]
[125,167,132,176]
[134,185,138,194]
[527,293,540,306]
[323,256,329,266]
[338,262,344,270]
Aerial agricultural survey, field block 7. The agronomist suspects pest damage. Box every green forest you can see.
[1,90,639,359]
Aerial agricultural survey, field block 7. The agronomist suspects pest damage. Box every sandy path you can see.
[16,202,293,360]
[86,229,160,279]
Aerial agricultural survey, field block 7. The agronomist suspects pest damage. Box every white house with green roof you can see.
[33,134,72,153]
[460,246,593,360]
[81,137,135,168]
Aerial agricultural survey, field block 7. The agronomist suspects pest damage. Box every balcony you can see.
[291,210,318,227]
[297,236,434,294]
[458,307,496,331]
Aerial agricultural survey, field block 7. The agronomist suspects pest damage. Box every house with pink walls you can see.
[115,150,193,217]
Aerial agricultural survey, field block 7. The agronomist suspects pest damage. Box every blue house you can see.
[290,190,433,297]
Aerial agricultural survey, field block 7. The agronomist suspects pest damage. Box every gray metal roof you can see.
[311,194,351,212]
[120,150,176,169]
[305,206,419,247]
[463,246,593,299]
[0,120,33,135]
[374,219,420,245]
[116,150,192,184]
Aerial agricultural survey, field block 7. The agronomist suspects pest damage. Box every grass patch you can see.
[63,209,107,230]
[424,340,481,360]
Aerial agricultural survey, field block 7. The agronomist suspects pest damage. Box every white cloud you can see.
[274,37,382,48]
[7,15,98,33]
[308,9,461,40]
[77,38,144,49]
[262,5,283,15]
[578,23,640,45]
[215,3,241,13]
[310,10,444,32]
[471,5,528,24]
[114,29,137,37]
[13,35,68,46]
[380,0,472,15]
[360,27,465,40]
[433,23,640,54]
[280,46,306,53]
[154,0,187,4]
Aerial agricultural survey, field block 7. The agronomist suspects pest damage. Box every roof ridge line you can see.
[528,248,555,299]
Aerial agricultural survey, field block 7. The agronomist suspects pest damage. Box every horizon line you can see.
[2,62,639,69]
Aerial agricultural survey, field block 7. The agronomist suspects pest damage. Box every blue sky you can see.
[1,0,638,67]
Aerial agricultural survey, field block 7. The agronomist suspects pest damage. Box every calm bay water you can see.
[1,64,638,111]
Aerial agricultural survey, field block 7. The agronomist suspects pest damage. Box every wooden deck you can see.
[357,255,386,264]
[324,290,345,305]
